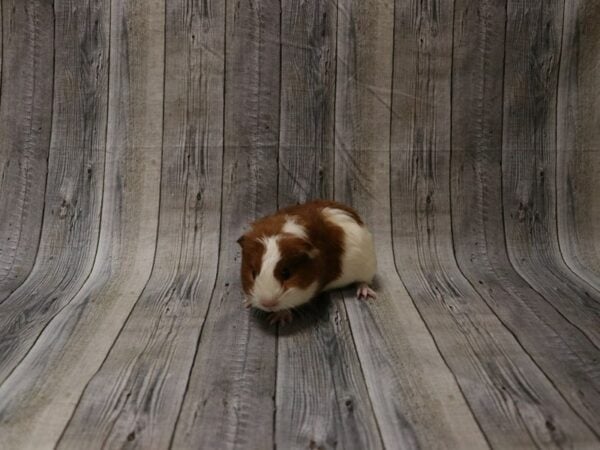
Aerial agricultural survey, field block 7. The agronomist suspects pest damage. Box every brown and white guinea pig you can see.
[237,200,377,325]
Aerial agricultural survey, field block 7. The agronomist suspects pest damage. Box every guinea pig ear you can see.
[237,235,245,247]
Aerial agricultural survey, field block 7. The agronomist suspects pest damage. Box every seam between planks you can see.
[490,0,600,436]
[168,1,228,446]
[331,0,338,201]
[56,0,171,441]
[0,2,49,301]
[339,291,386,448]
[276,1,282,211]
[274,2,282,447]
[385,0,491,446]
[0,1,57,305]
[0,0,3,112]
[0,0,112,390]
[389,0,492,446]
[388,201,493,449]
[448,8,538,448]
[331,0,390,447]
[497,0,600,351]
[274,2,282,446]
[551,0,600,294]
[450,2,599,434]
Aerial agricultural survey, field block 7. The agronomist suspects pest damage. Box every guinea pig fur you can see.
[237,200,377,323]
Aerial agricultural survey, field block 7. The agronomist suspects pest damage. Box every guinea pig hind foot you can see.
[268,309,293,326]
[356,283,377,301]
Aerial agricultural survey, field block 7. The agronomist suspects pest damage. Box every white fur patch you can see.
[277,281,319,309]
[252,236,284,305]
[321,207,377,290]
[282,216,307,240]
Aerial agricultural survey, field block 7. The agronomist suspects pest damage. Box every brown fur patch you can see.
[238,236,265,295]
[274,237,318,290]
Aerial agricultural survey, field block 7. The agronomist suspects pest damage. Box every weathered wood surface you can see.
[172,1,280,448]
[0,0,599,449]
[0,0,109,386]
[335,1,488,449]
[503,0,600,351]
[557,0,600,287]
[276,2,385,449]
[0,0,163,447]
[278,0,336,206]
[0,0,54,301]
[451,0,600,437]
[390,1,596,447]
[58,1,224,448]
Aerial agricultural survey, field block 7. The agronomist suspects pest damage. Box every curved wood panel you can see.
[0,0,164,446]
[0,0,108,384]
[58,1,224,448]
[557,0,600,287]
[502,0,600,349]
[390,0,596,447]
[335,1,488,448]
[451,0,600,436]
[0,0,54,300]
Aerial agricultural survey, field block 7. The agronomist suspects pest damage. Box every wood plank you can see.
[502,0,600,349]
[0,0,164,447]
[171,1,280,447]
[278,0,336,206]
[57,2,225,448]
[276,295,384,450]
[390,0,597,447]
[0,0,109,384]
[0,0,54,301]
[275,2,383,449]
[335,1,488,448]
[451,0,600,437]
[0,1,2,101]
[557,0,600,287]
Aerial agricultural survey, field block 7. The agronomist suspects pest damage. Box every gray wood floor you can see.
[0,0,599,449]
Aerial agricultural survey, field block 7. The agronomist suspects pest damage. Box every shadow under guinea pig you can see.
[250,292,333,336]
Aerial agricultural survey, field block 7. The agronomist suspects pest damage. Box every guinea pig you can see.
[237,200,377,325]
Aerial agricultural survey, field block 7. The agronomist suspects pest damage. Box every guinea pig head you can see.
[237,233,320,311]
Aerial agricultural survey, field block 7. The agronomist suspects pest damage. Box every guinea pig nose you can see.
[260,298,279,308]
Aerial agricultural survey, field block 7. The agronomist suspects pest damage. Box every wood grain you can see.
[390,0,597,447]
[0,0,54,301]
[451,0,600,436]
[557,0,600,287]
[275,2,385,449]
[57,1,225,448]
[278,0,336,206]
[0,0,109,384]
[502,0,600,350]
[0,0,599,448]
[335,1,488,448]
[171,1,280,448]
[0,0,164,447]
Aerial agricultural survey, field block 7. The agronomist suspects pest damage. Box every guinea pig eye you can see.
[281,267,291,281]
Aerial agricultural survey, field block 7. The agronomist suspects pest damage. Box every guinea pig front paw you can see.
[356,283,377,300]
[268,309,293,326]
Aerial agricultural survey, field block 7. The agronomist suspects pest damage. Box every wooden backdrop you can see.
[0,0,599,448]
